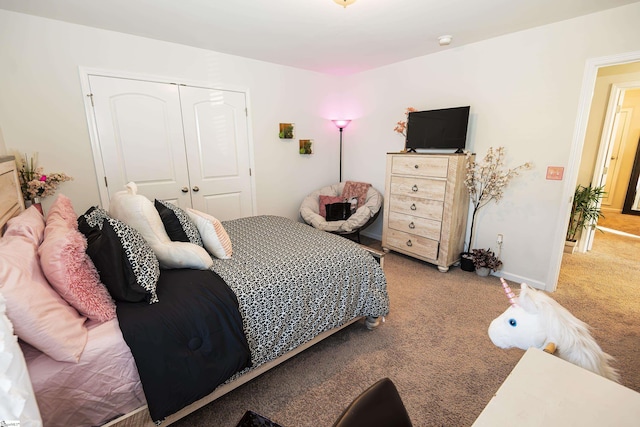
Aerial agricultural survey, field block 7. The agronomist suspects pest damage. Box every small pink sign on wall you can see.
[546,166,564,180]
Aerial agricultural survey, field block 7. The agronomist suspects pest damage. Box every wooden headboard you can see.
[0,156,25,236]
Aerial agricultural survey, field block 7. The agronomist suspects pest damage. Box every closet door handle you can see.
[181,187,189,193]
[192,186,200,192]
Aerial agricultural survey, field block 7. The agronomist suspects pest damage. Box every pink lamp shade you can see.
[332,119,351,129]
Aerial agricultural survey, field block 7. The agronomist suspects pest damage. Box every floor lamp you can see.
[332,119,351,182]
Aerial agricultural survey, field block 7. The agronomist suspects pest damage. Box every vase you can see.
[27,197,44,215]
[475,267,490,277]
[564,240,577,254]
[460,252,475,272]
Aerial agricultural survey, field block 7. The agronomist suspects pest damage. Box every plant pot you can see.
[460,252,475,272]
[475,267,490,277]
[564,240,577,254]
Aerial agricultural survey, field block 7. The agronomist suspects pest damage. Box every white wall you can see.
[2,4,640,290]
[343,3,640,289]
[0,9,339,220]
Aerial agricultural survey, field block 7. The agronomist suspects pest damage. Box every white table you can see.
[473,348,640,426]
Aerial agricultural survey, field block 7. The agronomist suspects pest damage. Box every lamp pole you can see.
[339,126,343,183]
[331,119,351,183]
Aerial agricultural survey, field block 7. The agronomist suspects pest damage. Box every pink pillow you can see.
[319,195,344,218]
[39,195,117,322]
[3,205,45,244]
[0,208,88,363]
[342,181,371,210]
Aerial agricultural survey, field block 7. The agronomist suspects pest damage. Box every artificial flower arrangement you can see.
[461,147,532,271]
[16,153,73,203]
[463,146,531,253]
[393,107,417,137]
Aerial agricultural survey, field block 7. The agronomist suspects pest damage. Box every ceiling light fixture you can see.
[333,0,357,8]
[438,35,453,46]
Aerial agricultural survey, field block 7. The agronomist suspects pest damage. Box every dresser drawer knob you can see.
[406,240,413,247]
[408,222,415,229]
[412,184,418,192]
[414,164,419,169]
[410,203,417,211]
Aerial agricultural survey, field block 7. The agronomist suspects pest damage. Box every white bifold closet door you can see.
[87,75,253,221]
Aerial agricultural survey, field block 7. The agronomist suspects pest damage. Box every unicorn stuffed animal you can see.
[488,278,620,382]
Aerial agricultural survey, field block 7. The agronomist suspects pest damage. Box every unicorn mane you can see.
[525,287,620,382]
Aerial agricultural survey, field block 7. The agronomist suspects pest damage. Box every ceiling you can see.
[0,0,637,75]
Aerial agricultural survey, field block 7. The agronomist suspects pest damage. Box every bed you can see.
[0,156,389,427]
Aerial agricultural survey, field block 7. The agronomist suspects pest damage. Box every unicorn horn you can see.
[500,277,519,307]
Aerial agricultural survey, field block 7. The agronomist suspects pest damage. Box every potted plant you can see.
[471,248,502,276]
[565,184,606,253]
[461,147,531,271]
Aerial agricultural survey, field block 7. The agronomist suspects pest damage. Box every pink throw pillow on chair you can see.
[318,195,344,218]
[342,181,371,210]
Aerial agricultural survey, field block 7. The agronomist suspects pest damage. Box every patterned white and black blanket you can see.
[211,215,390,368]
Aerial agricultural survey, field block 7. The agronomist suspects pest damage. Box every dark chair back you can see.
[332,378,413,427]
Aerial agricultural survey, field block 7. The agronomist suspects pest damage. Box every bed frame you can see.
[0,155,382,427]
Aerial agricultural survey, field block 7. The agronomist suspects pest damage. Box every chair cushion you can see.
[300,183,382,233]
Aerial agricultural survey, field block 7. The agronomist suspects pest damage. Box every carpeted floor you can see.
[598,210,640,237]
[171,232,639,427]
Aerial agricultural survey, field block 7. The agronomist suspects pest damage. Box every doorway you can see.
[549,53,640,292]
[590,80,640,243]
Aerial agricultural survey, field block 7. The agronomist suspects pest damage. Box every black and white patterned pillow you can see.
[78,207,160,304]
[154,199,203,247]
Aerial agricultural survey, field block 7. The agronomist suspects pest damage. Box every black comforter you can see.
[116,268,251,422]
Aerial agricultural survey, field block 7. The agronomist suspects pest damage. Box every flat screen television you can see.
[405,106,470,152]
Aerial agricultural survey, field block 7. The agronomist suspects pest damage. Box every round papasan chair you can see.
[299,181,383,242]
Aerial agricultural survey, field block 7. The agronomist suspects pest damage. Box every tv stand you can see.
[405,148,416,153]
[455,148,464,154]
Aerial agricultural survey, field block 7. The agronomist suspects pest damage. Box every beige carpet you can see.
[172,233,640,427]
[598,211,640,237]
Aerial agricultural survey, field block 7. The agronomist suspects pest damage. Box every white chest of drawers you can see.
[381,153,471,272]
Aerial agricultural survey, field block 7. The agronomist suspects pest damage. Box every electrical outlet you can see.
[497,234,503,245]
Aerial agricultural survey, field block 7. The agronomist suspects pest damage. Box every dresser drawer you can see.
[389,194,443,221]
[385,228,439,260]
[389,175,446,201]
[391,156,448,178]
[388,211,441,240]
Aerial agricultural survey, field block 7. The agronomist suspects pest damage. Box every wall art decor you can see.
[279,123,295,139]
[299,139,313,155]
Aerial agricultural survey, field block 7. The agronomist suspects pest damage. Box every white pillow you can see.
[109,183,213,270]
[186,208,233,259]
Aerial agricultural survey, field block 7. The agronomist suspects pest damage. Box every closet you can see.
[85,74,254,221]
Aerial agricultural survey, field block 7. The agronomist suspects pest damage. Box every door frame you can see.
[586,83,640,251]
[547,50,640,292]
[78,67,257,213]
